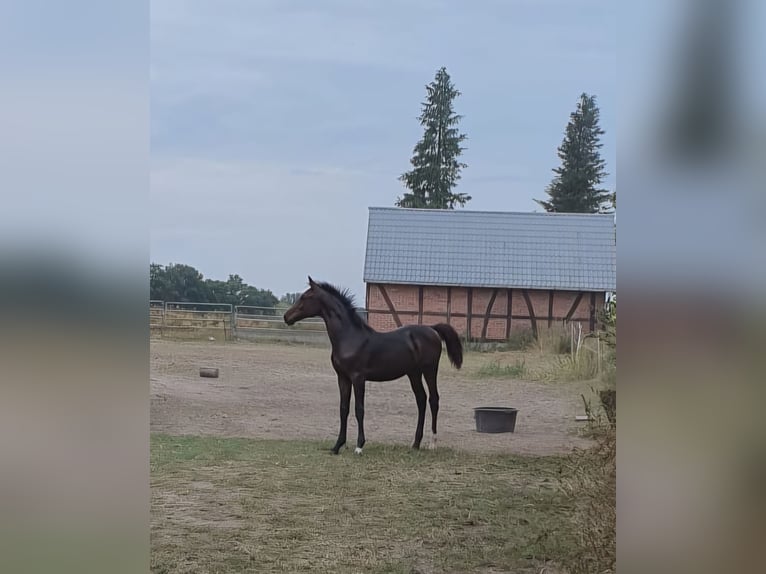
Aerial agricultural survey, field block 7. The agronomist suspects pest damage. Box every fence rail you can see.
[149,301,366,344]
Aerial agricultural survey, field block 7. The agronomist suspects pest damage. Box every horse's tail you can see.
[431,323,463,369]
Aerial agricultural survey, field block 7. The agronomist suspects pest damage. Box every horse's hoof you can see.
[428,435,438,450]
[354,447,363,455]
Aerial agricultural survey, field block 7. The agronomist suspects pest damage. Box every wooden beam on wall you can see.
[418,286,424,325]
[589,292,597,331]
[481,289,499,341]
[565,292,585,322]
[378,285,402,328]
[521,289,538,338]
[466,287,473,340]
[548,290,554,328]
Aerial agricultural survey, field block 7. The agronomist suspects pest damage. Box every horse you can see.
[283,276,463,455]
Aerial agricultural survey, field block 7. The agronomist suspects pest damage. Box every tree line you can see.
[398,66,615,213]
[150,263,299,309]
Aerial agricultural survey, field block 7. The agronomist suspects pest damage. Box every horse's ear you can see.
[308,275,317,288]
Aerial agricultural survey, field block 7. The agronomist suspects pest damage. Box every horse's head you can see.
[283,276,324,325]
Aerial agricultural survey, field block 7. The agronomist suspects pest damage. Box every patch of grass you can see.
[151,434,581,574]
[550,351,599,381]
[532,335,602,382]
[460,330,536,357]
[476,358,527,378]
[535,326,572,355]
[462,339,508,353]
[506,329,536,351]
[601,361,616,388]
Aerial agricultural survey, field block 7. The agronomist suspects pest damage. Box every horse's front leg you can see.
[352,377,366,454]
[331,375,352,454]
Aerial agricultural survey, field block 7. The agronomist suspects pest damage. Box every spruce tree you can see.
[536,93,610,213]
[397,67,470,209]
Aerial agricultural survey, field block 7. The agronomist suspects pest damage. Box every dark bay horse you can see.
[283,277,463,455]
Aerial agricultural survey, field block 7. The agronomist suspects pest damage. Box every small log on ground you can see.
[199,367,219,378]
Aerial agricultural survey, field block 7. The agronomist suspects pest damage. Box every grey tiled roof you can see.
[363,207,616,292]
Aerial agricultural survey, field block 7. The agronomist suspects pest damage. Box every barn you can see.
[363,207,616,341]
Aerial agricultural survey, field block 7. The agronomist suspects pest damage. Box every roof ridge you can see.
[368,206,615,218]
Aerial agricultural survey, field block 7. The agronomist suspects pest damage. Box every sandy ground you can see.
[150,339,594,455]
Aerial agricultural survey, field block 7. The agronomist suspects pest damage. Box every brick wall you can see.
[366,283,603,340]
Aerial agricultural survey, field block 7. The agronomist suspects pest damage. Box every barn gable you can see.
[363,207,616,292]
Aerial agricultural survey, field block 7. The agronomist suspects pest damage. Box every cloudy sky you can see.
[151,0,616,301]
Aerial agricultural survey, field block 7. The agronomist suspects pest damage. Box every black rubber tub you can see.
[474,407,518,433]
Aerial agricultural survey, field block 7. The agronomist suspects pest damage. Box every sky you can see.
[150,0,616,301]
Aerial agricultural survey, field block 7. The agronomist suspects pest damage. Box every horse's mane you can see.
[317,281,372,331]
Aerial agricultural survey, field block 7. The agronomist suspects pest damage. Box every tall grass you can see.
[550,347,600,381]
[467,319,616,385]
[559,424,616,573]
[507,328,536,351]
[461,339,513,353]
[544,327,614,382]
[461,328,536,353]
[477,358,527,378]
[558,298,616,573]
[535,325,572,355]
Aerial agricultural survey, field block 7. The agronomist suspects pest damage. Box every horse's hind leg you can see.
[424,365,440,450]
[408,372,427,449]
[352,377,366,454]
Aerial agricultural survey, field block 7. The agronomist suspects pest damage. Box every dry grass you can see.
[534,326,573,355]
[505,329,537,351]
[462,329,537,353]
[557,425,616,574]
[476,358,527,378]
[467,349,557,381]
[546,351,599,382]
[151,435,584,574]
[469,337,608,384]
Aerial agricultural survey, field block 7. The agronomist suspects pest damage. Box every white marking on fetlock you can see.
[428,433,438,450]
[354,447,363,455]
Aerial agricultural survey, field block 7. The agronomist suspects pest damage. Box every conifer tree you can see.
[536,93,610,213]
[397,67,470,209]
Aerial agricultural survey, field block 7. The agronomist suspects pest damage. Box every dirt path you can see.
[151,339,594,455]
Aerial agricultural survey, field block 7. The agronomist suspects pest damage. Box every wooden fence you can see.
[149,301,366,344]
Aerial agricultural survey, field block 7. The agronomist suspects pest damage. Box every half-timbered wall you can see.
[366,283,603,340]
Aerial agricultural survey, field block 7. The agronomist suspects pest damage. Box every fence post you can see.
[571,323,575,359]
[597,334,602,374]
